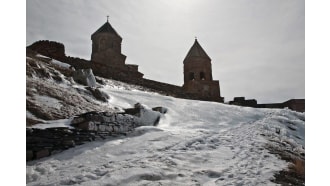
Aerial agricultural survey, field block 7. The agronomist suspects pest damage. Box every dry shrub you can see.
[290,158,305,176]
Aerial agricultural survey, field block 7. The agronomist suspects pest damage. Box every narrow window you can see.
[200,72,205,80]
[99,38,107,51]
[189,72,195,80]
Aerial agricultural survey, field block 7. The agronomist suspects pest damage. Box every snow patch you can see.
[26,79,304,186]
[33,95,62,109]
[26,111,38,120]
[137,104,162,126]
[28,118,73,129]
[51,59,71,68]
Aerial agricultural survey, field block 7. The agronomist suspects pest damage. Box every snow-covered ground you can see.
[26,82,305,186]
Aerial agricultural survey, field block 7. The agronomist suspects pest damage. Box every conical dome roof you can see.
[91,20,122,39]
[184,39,211,61]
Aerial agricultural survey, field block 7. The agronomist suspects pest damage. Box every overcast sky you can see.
[26,0,304,103]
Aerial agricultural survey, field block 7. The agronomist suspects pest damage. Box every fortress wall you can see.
[27,40,224,103]
[27,40,65,60]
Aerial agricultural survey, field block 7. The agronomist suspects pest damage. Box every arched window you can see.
[189,72,195,80]
[200,72,205,80]
[99,37,107,51]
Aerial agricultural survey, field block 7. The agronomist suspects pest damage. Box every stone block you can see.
[35,149,49,159]
[104,125,111,132]
[89,88,110,102]
[102,116,111,123]
[71,117,85,125]
[113,126,119,133]
[98,125,106,132]
[77,121,95,131]
[72,68,97,87]
[62,140,75,147]
[152,107,168,114]
[26,151,34,161]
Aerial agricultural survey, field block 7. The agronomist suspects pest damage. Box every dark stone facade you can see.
[27,127,97,161]
[27,104,167,161]
[183,39,223,102]
[282,99,305,112]
[27,20,225,103]
[229,97,305,112]
[27,40,65,59]
[27,39,224,103]
[258,99,305,112]
[91,21,125,66]
[90,20,144,79]
[229,97,258,107]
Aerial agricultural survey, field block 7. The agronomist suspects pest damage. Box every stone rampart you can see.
[229,97,305,112]
[27,40,224,103]
[27,40,65,60]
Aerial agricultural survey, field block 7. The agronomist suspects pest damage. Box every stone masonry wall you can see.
[27,105,166,161]
[27,127,96,161]
[229,97,305,112]
[28,40,66,60]
[27,40,224,103]
[27,112,138,161]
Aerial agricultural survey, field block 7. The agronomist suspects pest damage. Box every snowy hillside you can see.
[26,72,305,185]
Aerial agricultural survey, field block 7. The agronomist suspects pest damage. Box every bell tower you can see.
[183,39,223,102]
[91,17,126,67]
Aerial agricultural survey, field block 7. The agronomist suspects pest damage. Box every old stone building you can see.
[27,20,305,109]
[91,19,125,66]
[27,19,225,103]
[90,19,144,79]
[183,39,223,102]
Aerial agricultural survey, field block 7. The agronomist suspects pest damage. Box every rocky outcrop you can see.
[86,87,110,102]
[27,127,97,161]
[152,107,168,114]
[71,103,167,131]
[26,55,114,124]
[73,68,97,87]
[27,104,168,161]
[71,111,137,133]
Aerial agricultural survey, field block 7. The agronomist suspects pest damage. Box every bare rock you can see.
[95,77,106,85]
[62,140,75,147]
[73,68,96,87]
[35,149,49,159]
[86,87,110,102]
[26,151,34,161]
[152,107,168,114]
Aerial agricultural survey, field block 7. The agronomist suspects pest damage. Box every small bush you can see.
[290,158,305,176]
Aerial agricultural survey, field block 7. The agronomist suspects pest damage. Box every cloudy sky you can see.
[26,0,304,103]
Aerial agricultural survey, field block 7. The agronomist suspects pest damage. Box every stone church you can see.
[90,19,144,80]
[27,18,305,110]
[27,18,224,103]
[183,39,221,100]
[91,20,222,102]
[90,19,223,102]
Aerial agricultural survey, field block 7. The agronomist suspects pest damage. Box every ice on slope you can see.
[33,95,63,110]
[26,82,304,186]
[28,118,73,129]
[51,59,71,69]
[36,54,71,69]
